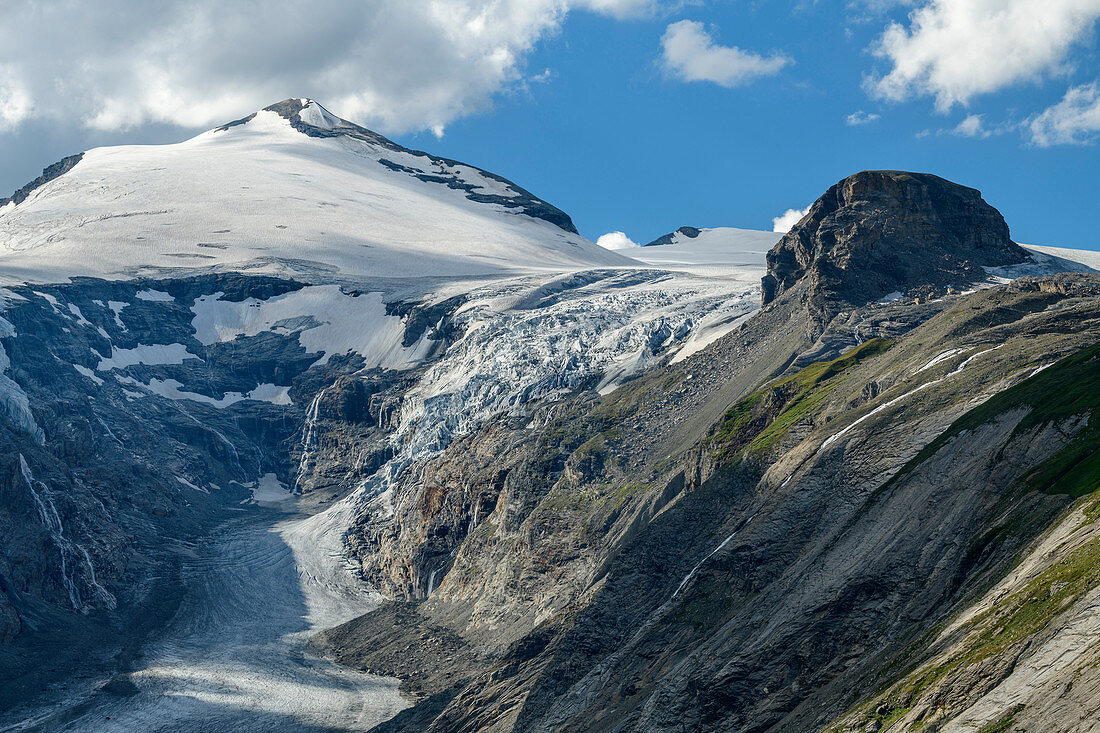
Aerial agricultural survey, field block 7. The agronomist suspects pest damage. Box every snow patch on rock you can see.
[135,289,174,302]
[118,376,292,408]
[191,286,432,368]
[95,343,200,371]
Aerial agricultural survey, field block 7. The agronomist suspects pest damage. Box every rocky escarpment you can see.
[326,272,1100,733]
[644,226,702,247]
[5,152,1099,732]
[0,272,459,717]
[760,171,1028,323]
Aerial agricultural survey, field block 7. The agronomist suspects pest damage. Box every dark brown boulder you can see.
[761,171,1028,310]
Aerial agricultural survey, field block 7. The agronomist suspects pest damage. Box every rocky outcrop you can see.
[0,153,84,208]
[0,273,364,711]
[760,171,1028,313]
[317,265,1100,732]
[644,226,701,247]
[6,145,1100,733]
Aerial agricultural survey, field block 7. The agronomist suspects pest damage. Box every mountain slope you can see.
[3,102,1100,733]
[634,226,780,277]
[0,99,633,286]
[0,101,767,731]
[310,173,1100,733]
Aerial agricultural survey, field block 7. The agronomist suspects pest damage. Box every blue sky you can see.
[2,1,1098,249]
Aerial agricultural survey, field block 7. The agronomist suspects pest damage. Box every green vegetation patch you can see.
[832,495,1100,731]
[895,507,1100,708]
[977,705,1025,733]
[899,341,1100,498]
[709,338,894,460]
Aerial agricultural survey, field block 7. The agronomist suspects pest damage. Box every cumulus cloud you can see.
[0,0,658,136]
[846,110,881,125]
[0,65,32,130]
[868,0,1100,111]
[578,0,660,19]
[1028,81,1100,145]
[595,231,639,249]
[772,206,810,233]
[661,20,791,88]
[948,113,991,138]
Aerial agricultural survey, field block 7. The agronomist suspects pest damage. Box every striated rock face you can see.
[312,229,1100,733]
[761,171,1028,309]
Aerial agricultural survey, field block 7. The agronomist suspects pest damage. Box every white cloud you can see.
[846,110,881,125]
[1028,81,1100,145]
[868,0,1100,111]
[577,0,659,19]
[0,65,32,130]
[772,206,810,233]
[948,113,990,138]
[595,231,639,249]
[660,20,791,88]
[0,0,658,136]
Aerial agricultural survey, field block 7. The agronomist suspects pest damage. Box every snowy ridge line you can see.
[0,104,634,286]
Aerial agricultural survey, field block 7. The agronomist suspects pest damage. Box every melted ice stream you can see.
[4,501,406,732]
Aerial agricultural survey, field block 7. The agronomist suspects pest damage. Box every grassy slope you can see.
[903,341,1100,498]
[707,338,894,460]
[826,341,1100,731]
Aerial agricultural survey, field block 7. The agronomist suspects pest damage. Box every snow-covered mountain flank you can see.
[2,101,1100,733]
[0,99,631,285]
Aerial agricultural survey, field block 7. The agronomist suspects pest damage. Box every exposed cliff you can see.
[3,128,1098,733]
[761,171,1029,328]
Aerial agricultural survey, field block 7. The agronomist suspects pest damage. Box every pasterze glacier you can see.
[2,97,1100,733]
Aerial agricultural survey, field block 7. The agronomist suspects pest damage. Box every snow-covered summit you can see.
[0,99,634,285]
[632,226,781,278]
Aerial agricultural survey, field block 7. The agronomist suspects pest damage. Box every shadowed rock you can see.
[761,171,1028,310]
[0,153,83,208]
[644,226,702,247]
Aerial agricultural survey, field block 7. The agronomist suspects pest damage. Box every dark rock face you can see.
[0,154,84,208]
[761,171,1028,308]
[644,226,702,247]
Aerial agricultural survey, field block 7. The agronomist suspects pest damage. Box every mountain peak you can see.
[265,98,343,129]
[208,98,580,235]
[761,170,1029,311]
